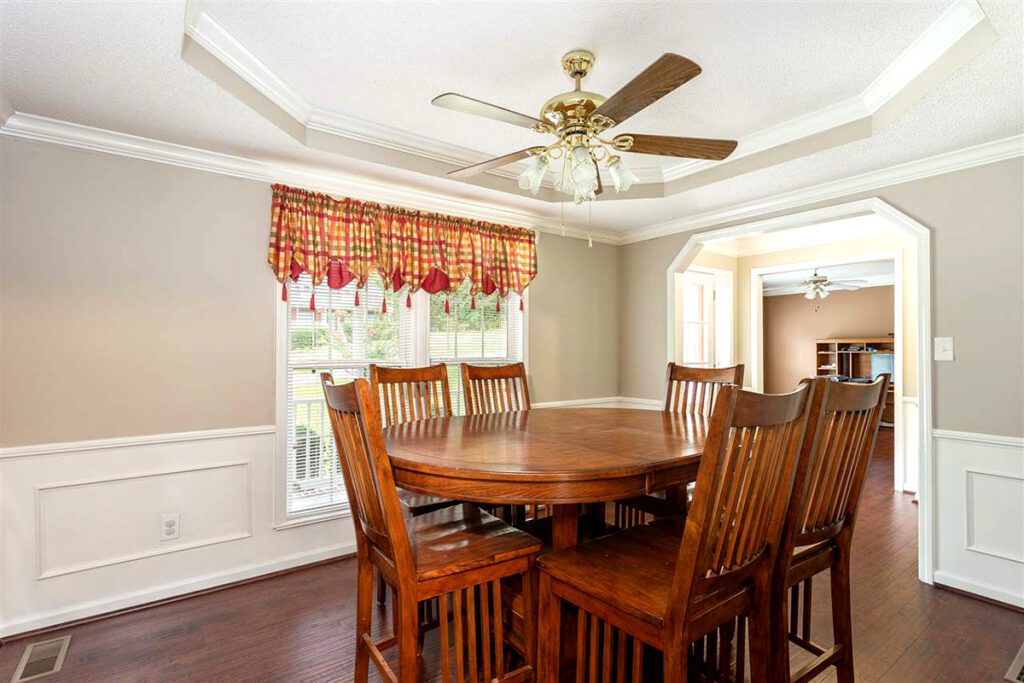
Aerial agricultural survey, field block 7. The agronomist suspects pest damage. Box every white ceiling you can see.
[1,1,1021,236]
[762,259,895,295]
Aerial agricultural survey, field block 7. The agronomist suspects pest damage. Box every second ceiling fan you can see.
[432,50,738,203]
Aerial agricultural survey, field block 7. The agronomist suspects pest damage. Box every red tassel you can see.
[309,292,315,311]
[281,282,288,301]
[445,296,450,315]
[406,293,412,308]
[519,298,524,311]
[381,297,387,314]
[496,299,501,312]
[471,296,476,310]
[354,290,360,307]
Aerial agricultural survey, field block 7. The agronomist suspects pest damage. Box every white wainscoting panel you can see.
[933,429,1024,608]
[0,427,356,637]
[37,462,252,578]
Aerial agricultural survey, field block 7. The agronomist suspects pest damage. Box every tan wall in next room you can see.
[763,286,895,394]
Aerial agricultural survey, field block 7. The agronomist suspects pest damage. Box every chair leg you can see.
[663,643,688,683]
[831,553,856,683]
[354,559,374,683]
[536,572,561,683]
[397,592,419,683]
[745,589,773,683]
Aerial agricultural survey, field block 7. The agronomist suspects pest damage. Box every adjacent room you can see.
[2,2,1022,682]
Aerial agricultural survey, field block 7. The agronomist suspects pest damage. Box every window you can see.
[680,271,715,366]
[428,282,523,414]
[676,268,733,368]
[279,276,523,519]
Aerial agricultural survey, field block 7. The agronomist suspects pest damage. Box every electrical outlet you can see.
[161,513,180,541]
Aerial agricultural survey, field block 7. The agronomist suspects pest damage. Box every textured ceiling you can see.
[762,260,895,291]
[199,0,946,166]
[1,1,1021,235]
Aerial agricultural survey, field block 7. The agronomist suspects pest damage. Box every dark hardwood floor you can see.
[2,430,1022,682]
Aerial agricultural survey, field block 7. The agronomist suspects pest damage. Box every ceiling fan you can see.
[432,50,738,203]
[765,269,868,300]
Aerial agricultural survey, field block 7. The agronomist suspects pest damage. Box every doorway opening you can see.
[665,198,934,583]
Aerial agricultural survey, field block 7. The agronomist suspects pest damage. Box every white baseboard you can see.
[933,570,1024,609]
[0,541,355,638]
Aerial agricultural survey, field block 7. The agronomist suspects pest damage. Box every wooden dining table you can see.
[384,407,709,550]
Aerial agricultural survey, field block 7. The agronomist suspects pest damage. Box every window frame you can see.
[273,284,529,528]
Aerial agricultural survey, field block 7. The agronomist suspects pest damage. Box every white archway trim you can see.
[665,197,935,584]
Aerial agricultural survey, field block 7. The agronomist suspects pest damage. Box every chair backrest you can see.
[667,382,813,626]
[369,364,454,427]
[321,375,413,574]
[461,362,531,415]
[788,375,889,549]
[663,363,745,415]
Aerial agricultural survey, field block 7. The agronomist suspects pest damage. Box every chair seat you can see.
[397,487,458,515]
[410,504,542,580]
[538,525,682,628]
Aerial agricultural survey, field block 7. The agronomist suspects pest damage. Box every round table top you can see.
[384,408,708,505]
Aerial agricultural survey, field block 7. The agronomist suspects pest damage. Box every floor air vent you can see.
[10,636,70,682]
[1007,641,1024,683]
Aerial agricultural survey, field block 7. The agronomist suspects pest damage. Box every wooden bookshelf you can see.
[815,337,896,423]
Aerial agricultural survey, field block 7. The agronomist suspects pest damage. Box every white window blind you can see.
[282,276,524,518]
[284,274,412,515]
[428,282,523,415]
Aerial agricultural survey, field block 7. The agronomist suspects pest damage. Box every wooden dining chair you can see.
[368,364,460,519]
[461,362,531,415]
[536,382,813,683]
[614,363,745,529]
[322,377,542,683]
[461,362,540,523]
[771,375,889,683]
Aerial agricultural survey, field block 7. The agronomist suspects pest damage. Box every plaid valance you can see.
[268,184,538,309]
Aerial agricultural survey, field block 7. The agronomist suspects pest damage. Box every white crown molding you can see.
[625,134,1024,244]
[661,0,997,187]
[183,8,665,191]
[3,113,1020,247]
[0,112,621,245]
[181,1,996,201]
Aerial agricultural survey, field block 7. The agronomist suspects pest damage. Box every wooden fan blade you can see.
[432,93,545,130]
[447,148,543,179]
[618,134,738,160]
[593,54,702,125]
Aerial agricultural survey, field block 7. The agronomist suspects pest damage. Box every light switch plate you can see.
[934,336,955,362]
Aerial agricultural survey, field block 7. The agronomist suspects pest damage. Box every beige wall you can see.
[763,287,895,393]
[1,138,277,446]
[0,138,620,446]
[620,158,1024,438]
[736,234,917,396]
[528,234,620,403]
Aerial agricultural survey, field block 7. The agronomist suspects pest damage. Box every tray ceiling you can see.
[1,1,1021,237]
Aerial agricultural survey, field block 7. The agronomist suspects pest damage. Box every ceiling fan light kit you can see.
[432,49,738,204]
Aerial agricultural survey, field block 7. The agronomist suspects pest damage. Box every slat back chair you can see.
[772,375,889,683]
[370,363,454,427]
[461,362,538,524]
[615,363,747,529]
[323,376,541,683]
[461,362,531,415]
[537,383,815,682]
[664,363,745,414]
